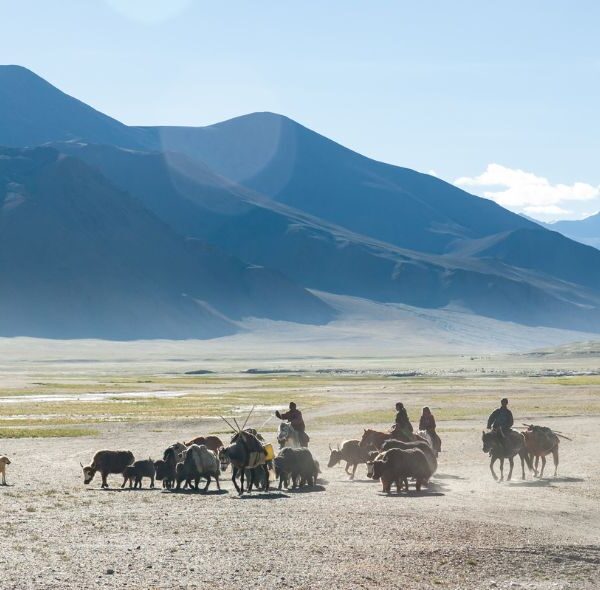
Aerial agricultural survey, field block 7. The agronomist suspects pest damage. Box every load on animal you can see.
[175,444,221,491]
[523,424,562,478]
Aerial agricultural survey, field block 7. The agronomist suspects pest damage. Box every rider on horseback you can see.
[391,402,413,440]
[419,406,441,453]
[487,398,514,450]
[275,402,310,447]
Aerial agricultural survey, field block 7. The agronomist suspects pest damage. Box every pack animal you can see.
[482,429,533,481]
[368,447,433,493]
[153,459,174,489]
[366,439,437,480]
[222,430,269,495]
[327,440,370,479]
[162,443,187,489]
[0,456,11,486]
[274,447,318,490]
[121,459,156,489]
[176,444,221,492]
[81,450,134,488]
[523,425,560,478]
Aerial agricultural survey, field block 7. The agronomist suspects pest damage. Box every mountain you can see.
[2,65,600,336]
[141,113,538,255]
[53,142,600,332]
[548,214,600,249]
[0,146,332,339]
[0,65,152,149]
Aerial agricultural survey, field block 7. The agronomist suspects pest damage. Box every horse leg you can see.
[490,456,498,481]
[248,468,255,493]
[345,462,350,475]
[540,455,546,478]
[534,455,540,477]
[351,463,357,480]
[215,473,221,491]
[231,467,241,494]
[552,447,559,477]
[499,458,504,482]
[507,456,514,481]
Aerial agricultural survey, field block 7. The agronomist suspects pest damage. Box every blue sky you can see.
[1,1,599,221]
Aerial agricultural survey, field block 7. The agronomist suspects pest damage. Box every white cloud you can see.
[455,163,600,222]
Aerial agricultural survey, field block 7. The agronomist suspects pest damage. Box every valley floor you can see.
[0,342,599,589]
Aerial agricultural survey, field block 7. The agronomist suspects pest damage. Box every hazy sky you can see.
[1,1,599,221]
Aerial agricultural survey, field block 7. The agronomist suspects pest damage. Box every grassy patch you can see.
[0,427,99,439]
[543,376,600,386]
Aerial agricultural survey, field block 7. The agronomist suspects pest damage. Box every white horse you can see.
[417,430,438,457]
[277,422,301,448]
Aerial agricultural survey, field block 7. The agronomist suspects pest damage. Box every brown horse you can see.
[184,435,224,454]
[523,426,559,478]
[359,428,424,450]
[482,429,532,481]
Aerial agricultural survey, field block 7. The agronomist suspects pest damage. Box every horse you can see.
[277,422,301,448]
[222,430,269,495]
[359,429,391,450]
[523,426,559,478]
[418,429,441,457]
[482,429,532,481]
[359,428,426,451]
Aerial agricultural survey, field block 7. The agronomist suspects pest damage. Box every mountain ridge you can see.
[1,65,600,337]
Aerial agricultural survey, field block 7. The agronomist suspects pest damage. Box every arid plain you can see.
[1,337,599,589]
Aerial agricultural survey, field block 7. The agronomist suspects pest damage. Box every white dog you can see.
[0,456,11,485]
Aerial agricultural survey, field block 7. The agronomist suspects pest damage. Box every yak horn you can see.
[80,462,84,468]
[328,443,332,451]
[241,405,255,431]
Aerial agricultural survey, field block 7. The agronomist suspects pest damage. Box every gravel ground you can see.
[1,413,598,590]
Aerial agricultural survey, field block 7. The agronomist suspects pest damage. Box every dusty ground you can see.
[1,343,599,589]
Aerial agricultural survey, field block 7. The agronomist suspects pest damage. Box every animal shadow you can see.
[434,473,466,481]
[424,480,449,493]
[166,488,228,495]
[237,491,289,500]
[508,478,553,488]
[552,476,584,483]
[379,490,445,498]
[90,487,158,493]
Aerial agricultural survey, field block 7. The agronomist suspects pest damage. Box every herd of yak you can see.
[77,420,564,496]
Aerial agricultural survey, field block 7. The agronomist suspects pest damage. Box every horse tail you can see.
[521,448,534,471]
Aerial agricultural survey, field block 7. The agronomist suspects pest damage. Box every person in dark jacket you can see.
[419,406,441,453]
[391,402,414,440]
[487,398,514,451]
[276,402,309,447]
[487,398,514,432]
